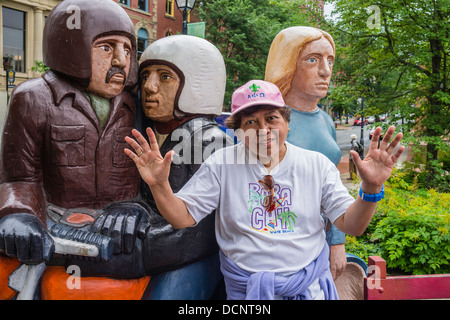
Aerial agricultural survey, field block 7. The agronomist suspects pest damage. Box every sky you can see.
[323,3,333,16]
[323,2,335,20]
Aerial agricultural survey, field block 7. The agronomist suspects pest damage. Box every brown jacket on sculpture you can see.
[0,70,139,224]
[0,0,139,226]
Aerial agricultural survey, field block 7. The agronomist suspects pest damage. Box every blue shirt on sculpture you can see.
[287,107,341,167]
[286,106,345,245]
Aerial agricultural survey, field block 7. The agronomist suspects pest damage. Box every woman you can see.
[265,26,346,279]
[124,80,404,300]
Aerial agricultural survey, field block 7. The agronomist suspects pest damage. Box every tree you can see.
[199,0,311,109]
[308,0,449,189]
[31,60,50,74]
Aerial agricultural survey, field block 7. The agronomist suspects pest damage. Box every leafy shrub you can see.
[31,60,49,74]
[346,169,450,275]
[399,148,450,193]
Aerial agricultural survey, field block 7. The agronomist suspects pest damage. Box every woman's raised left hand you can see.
[350,126,404,193]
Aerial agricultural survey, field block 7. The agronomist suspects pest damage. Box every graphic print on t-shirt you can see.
[248,181,297,234]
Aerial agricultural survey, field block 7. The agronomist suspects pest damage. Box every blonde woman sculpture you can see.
[265,26,346,280]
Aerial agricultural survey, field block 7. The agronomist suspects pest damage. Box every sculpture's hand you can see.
[124,128,173,187]
[0,213,54,263]
[329,244,347,280]
[90,202,149,255]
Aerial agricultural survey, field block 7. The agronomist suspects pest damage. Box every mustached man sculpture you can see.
[0,0,150,299]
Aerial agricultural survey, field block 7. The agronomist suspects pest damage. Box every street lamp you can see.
[175,0,197,35]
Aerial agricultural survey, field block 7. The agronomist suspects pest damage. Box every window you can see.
[138,0,147,11]
[2,7,26,73]
[118,0,129,6]
[137,28,148,60]
[166,0,174,17]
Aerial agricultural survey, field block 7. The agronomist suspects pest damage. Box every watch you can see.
[359,184,385,202]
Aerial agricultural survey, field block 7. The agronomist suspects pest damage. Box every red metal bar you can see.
[365,256,450,300]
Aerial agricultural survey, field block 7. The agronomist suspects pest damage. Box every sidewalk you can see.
[336,123,353,131]
[338,154,359,191]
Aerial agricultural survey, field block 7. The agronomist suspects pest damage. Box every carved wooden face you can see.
[289,36,335,102]
[87,35,132,99]
[140,64,181,122]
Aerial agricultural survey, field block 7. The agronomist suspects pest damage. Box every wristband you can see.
[359,184,384,202]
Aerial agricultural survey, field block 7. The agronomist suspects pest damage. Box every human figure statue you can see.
[348,134,362,180]
[0,0,150,299]
[134,35,233,299]
[265,26,347,280]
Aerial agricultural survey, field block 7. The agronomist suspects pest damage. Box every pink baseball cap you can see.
[231,80,285,115]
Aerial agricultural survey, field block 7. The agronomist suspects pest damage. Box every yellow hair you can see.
[265,26,335,98]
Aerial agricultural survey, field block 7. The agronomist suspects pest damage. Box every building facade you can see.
[113,0,157,60]
[1,0,60,140]
[116,0,200,58]
[157,0,194,38]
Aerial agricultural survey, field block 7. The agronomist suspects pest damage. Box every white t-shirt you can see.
[176,142,354,275]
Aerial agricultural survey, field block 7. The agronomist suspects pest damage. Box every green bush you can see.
[400,148,450,193]
[346,169,450,275]
[31,60,49,74]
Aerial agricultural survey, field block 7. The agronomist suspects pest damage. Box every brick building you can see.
[1,0,60,139]
[115,0,199,56]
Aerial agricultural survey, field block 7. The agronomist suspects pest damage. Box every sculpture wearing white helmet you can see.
[139,35,226,118]
[136,35,233,300]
